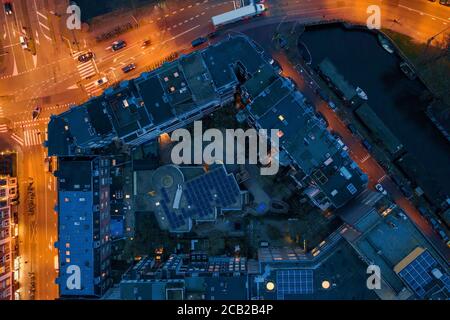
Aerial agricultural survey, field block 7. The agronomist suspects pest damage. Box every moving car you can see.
[32,105,41,120]
[375,183,387,195]
[19,36,28,49]
[191,37,207,47]
[95,77,108,86]
[78,51,94,63]
[141,39,151,49]
[122,63,136,73]
[4,2,12,15]
[111,40,126,51]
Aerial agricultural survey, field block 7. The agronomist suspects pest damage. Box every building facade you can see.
[55,156,112,298]
[0,176,18,300]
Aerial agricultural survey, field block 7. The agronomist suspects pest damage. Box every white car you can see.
[95,77,108,86]
[335,137,348,151]
[375,183,387,195]
[19,36,28,49]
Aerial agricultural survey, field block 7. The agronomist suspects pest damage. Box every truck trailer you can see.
[211,4,266,28]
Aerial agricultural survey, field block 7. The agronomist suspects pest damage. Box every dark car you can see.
[362,139,373,151]
[32,105,41,120]
[191,37,207,47]
[141,39,151,49]
[400,185,413,199]
[347,123,358,135]
[439,0,449,6]
[315,112,329,127]
[78,52,94,63]
[122,63,136,73]
[112,40,126,51]
[4,2,12,15]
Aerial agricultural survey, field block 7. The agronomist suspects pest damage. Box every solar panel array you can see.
[184,167,241,218]
[398,250,438,298]
[276,269,314,299]
[160,188,186,230]
[158,167,241,231]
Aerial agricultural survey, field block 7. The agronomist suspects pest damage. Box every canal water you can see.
[297,23,450,198]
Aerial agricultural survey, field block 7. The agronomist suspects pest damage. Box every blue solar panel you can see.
[276,269,314,299]
[398,250,438,298]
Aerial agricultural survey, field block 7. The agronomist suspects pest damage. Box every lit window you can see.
[64,198,70,202]
[65,251,70,256]
[278,115,285,121]
[65,258,71,263]
[65,243,70,248]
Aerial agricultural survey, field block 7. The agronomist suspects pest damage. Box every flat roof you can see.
[318,58,357,101]
[355,103,403,154]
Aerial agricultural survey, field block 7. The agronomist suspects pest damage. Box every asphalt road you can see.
[0,0,448,299]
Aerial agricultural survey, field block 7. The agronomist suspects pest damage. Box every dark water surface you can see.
[298,24,450,196]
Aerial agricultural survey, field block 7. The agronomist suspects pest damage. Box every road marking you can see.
[360,153,371,163]
[0,124,8,133]
[37,11,48,20]
[23,129,43,147]
[39,22,50,31]
[377,174,387,183]
[398,5,449,23]
[161,25,201,45]
[11,133,25,146]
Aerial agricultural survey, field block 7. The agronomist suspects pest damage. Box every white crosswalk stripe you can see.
[360,153,371,163]
[84,80,102,96]
[0,106,4,117]
[0,124,8,133]
[11,133,24,146]
[23,129,43,147]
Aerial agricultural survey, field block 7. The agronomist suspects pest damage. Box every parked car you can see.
[95,77,108,86]
[400,185,413,199]
[315,111,329,127]
[4,2,13,15]
[375,183,387,195]
[111,40,126,51]
[122,63,136,73]
[327,100,337,111]
[362,139,373,151]
[430,218,440,228]
[397,211,408,221]
[191,37,207,47]
[78,52,94,63]
[347,123,358,135]
[438,230,449,242]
